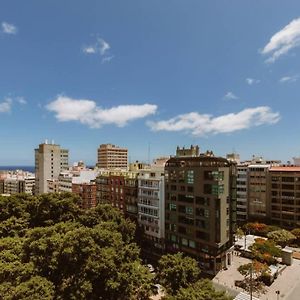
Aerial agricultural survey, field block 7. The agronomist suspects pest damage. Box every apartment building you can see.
[97,144,128,169]
[96,170,139,216]
[247,164,270,220]
[137,165,165,249]
[236,164,248,223]
[72,182,97,209]
[164,146,237,274]
[269,166,300,228]
[35,142,69,194]
[0,171,35,195]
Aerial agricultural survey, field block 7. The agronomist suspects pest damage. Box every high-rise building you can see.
[97,144,128,169]
[35,142,69,194]
[164,146,237,274]
[137,163,165,250]
[236,164,248,223]
[247,164,270,220]
[269,166,300,228]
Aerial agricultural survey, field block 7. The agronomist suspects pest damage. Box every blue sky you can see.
[1,0,300,165]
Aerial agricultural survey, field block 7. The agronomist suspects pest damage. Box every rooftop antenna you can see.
[45,139,48,144]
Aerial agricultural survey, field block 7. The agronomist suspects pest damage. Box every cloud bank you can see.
[46,96,157,128]
[148,106,280,136]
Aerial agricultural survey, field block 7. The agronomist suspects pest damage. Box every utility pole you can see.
[250,260,253,300]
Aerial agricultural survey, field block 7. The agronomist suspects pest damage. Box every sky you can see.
[1,0,300,165]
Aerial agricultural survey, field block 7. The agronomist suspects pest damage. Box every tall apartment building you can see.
[137,165,165,249]
[247,164,270,220]
[269,166,300,228]
[165,146,237,274]
[236,164,248,223]
[97,144,128,169]
[35,142,69,194]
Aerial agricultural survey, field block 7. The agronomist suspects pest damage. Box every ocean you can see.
[0,166,35,173]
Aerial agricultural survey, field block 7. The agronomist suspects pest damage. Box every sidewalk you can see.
[213,252,300,300]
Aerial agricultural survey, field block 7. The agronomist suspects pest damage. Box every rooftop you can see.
[270,166,300,172]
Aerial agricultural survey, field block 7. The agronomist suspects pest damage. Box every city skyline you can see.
[1,1,300,165]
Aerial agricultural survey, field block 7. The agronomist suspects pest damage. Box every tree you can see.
[291,228,300,245]
[0,194,153,300]
[237,261,269,295]
[236,228,244,239]
[164,279,232,300]
[267,229,296,247]
[156,253,201,295]
[249,239,281,265]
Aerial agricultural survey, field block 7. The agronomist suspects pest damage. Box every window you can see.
[185,206,193,215]
[169,203,177,211]
[182,238,188,246]
[189,240,196,248]
[186,170,194,184]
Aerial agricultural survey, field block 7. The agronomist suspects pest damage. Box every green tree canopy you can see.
[156,252,201,295]
[164,279,232,300]
[0,193,152,300]
[249,239,281,265]
[267,229,296,247]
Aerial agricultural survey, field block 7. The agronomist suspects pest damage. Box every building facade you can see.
[247,164,270,220]
[269,166,300,228]
[164,147,237,274]
[137,166,165,249]
[72,182,97,209]
[236,164,248,223]
[35,142,69,194]
[97,144,128,169]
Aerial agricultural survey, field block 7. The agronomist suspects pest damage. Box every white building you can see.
[137,162,165,249]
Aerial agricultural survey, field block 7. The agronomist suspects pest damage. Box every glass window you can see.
[182,238,188,246]
[186,170,194,184]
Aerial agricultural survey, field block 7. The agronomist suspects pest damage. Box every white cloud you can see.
[82,38,112,62]
[262,18,300,63]
[46,95,157,128]
[246,78,260,85]
[224,91,238,100]
[148,106,280,136]
[279,75,298,83]
[1,22,17,34]
[82,46,96,54]
[16,97,27,105]
[102,55,114,64]
[0,98,12,113]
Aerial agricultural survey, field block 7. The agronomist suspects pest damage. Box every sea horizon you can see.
[0,166,35,173]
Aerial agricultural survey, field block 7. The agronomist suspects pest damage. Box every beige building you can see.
[0,171,35,195]
[269,166,300,228]
[97,144,128,169]
[35,142,69,194]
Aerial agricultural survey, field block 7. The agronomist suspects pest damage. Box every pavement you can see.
[213,252,300,300]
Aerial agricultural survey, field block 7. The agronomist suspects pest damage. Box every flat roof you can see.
[270,166,300,172]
